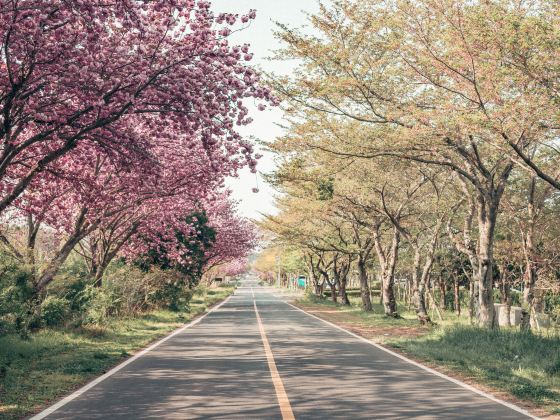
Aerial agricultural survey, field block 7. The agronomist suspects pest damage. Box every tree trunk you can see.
[357,258,372,311]
[499,267,511,327]
[330,281,337,303]
[468,277,475,324]
[379,274,384,306]
[339,275,350,305]
[477,208,498,329]
[381,228,400,317]
[335,260,351,306]
[438,275,446,310]
[36,234,85,291]
[382,273,398,317]
[522,176,538,312]
[454,277,461,316]
[26,214,39,270]
[411,247,430,324]
[94,260,110,287]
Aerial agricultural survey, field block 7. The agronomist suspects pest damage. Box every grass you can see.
[296,293,560,415]
[0,286,234,420]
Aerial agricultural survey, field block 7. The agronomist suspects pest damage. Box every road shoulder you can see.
[21,288,235,420]
[291,299,554,419]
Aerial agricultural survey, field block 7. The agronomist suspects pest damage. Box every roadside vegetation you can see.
[256,0,560,413]
[0,5,260,418]
[0,253,235,419]
[295,294,560,414]
[0,213,244,419]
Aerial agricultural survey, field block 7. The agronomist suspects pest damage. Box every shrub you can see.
[40,297,70,327]
[0,253,37,335]
[78,286,117,326]
[152,279,193,312]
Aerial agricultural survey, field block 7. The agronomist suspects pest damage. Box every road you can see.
[33,278,533,419]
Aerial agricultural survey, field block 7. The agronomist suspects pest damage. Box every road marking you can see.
[252,289,295,420]
[286,301,538,420]
[30,295,233,420]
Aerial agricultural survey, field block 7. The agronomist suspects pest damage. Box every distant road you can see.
[33,278,533,419]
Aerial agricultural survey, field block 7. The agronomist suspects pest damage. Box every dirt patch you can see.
[306,310,342,314]
[297,303,428,339]
[341,323,428,339]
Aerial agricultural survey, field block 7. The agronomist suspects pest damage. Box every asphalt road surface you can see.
[33,278,534,420]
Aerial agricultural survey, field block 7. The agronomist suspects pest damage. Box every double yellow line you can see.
[252,288,295,420]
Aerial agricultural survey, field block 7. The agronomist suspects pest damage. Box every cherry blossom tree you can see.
[0,0,273,217]
[1,1,268,295]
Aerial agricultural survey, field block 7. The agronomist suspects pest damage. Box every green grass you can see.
[0,286,234,420]
[389,327,560,411]
[298,293,560,414]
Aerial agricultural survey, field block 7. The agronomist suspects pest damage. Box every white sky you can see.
[211,0,320,220]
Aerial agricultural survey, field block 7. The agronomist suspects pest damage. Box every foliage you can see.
[0,0,263,295]
[262,0,560,327]
[0,253,37,334]
[138,212,216,288]
[40,297,70,327]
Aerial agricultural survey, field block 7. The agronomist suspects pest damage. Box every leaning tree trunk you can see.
[381,228,400,317]
[35,208,95,292]
[357,258,372,311]
[411,247,430,324]
[26,214,40,272]
[337,260,351,305]
[36,234,86,291]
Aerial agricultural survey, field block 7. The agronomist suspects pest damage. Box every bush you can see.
[153,280,192,312]
[1,252,196,330]
[40,297,70,327]
[78,286,117,326]
[105,265,192,314]
[0,253,37,335]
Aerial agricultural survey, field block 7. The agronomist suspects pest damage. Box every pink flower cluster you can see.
[0,1,266,283]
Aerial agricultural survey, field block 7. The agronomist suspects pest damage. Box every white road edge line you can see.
[30,295,233,420]
[286,301,539,420]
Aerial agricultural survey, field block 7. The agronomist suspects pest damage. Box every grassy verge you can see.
[0,286,234,420]
[295,294,560,416]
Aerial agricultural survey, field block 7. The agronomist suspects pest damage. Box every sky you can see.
[210,0,320,220]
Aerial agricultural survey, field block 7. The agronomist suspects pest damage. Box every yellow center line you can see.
[252,288,295,420]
